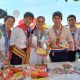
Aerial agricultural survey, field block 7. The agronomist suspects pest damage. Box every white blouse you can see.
[29,30,48,64]
[48,27,73,45]
[0,31,6,57]
[75,28,80,50]
[10,27,27,49]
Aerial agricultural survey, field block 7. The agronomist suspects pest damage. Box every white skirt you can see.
[29,48,47,64]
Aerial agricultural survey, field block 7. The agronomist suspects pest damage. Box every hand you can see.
[2,58,9,65]
[0,76,5,80]
[68,41,74,51]
[10,45,15,50]
[0,51,3,59]
[0,54,2,59]
[78,47,80,50]
[67,48,73,52]
[38,53,48,57]
[51,41,56,48]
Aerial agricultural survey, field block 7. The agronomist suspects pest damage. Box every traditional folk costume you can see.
[68,27,80,61]
[18,24,32,63]
[29,27,48,64]
[10,27,27,65]
[48,26,73,62]
[11,24,31,65]
[0,25,11,65]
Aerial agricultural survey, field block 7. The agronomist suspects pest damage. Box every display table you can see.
[0,62,80,80]
[32,62,80,80]
[46,62,80,80]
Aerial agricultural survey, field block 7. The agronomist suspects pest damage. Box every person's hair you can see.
[24,12,34,19]
[67,15,76,21]
[4,15,15,22]
[52,11,62,20]
[37,16,45,21]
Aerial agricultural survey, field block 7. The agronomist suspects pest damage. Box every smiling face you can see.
[36,17,45,29]
[23,16,33,27]
[53,16,62,26]
[67,17,76,27]
[4,17,15,30]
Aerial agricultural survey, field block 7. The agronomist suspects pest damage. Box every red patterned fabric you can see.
[53,26,63,46]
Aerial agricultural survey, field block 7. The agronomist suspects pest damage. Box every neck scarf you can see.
[70,28,77,50]
[53,25,63,46]
[34,27,45,47]
[18,24,32,46]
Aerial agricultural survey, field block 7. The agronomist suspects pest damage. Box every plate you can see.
[35,48,48,56]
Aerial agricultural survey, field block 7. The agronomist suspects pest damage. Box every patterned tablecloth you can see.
[46,62,80,80]
[1,62,80,80]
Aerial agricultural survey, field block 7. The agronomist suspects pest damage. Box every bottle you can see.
[75,52,79,61]
[24,65,31,80]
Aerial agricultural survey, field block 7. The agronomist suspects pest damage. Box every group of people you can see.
[0,11,80,65]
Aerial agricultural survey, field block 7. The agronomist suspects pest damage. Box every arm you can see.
[29,43,37,48]
[66,28,74,51]
[48,28,58,48]
[77,29,80,50]
[29,34,37,49]
[68,41,73,51]
[10,28,18,46]
[0,31,9,64]
[29,37,37,49]
[0,51,3,59]
[0,51,9,65]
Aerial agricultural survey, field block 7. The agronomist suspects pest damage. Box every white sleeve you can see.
[0,31,5,52]
[10,28,18,45]
[66,28,73,42]
[10,27,27,48]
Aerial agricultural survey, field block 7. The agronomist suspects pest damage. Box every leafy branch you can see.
[65,0,79,2]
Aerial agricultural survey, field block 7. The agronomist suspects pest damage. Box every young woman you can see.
[0,16,15,65]
[29,16,48,64]
[10,12,34,65]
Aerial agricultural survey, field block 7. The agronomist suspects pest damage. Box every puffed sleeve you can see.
[10,28,18,46]
[66,28,73,42]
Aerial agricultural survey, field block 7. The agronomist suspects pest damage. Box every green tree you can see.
[65,0,79,2]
